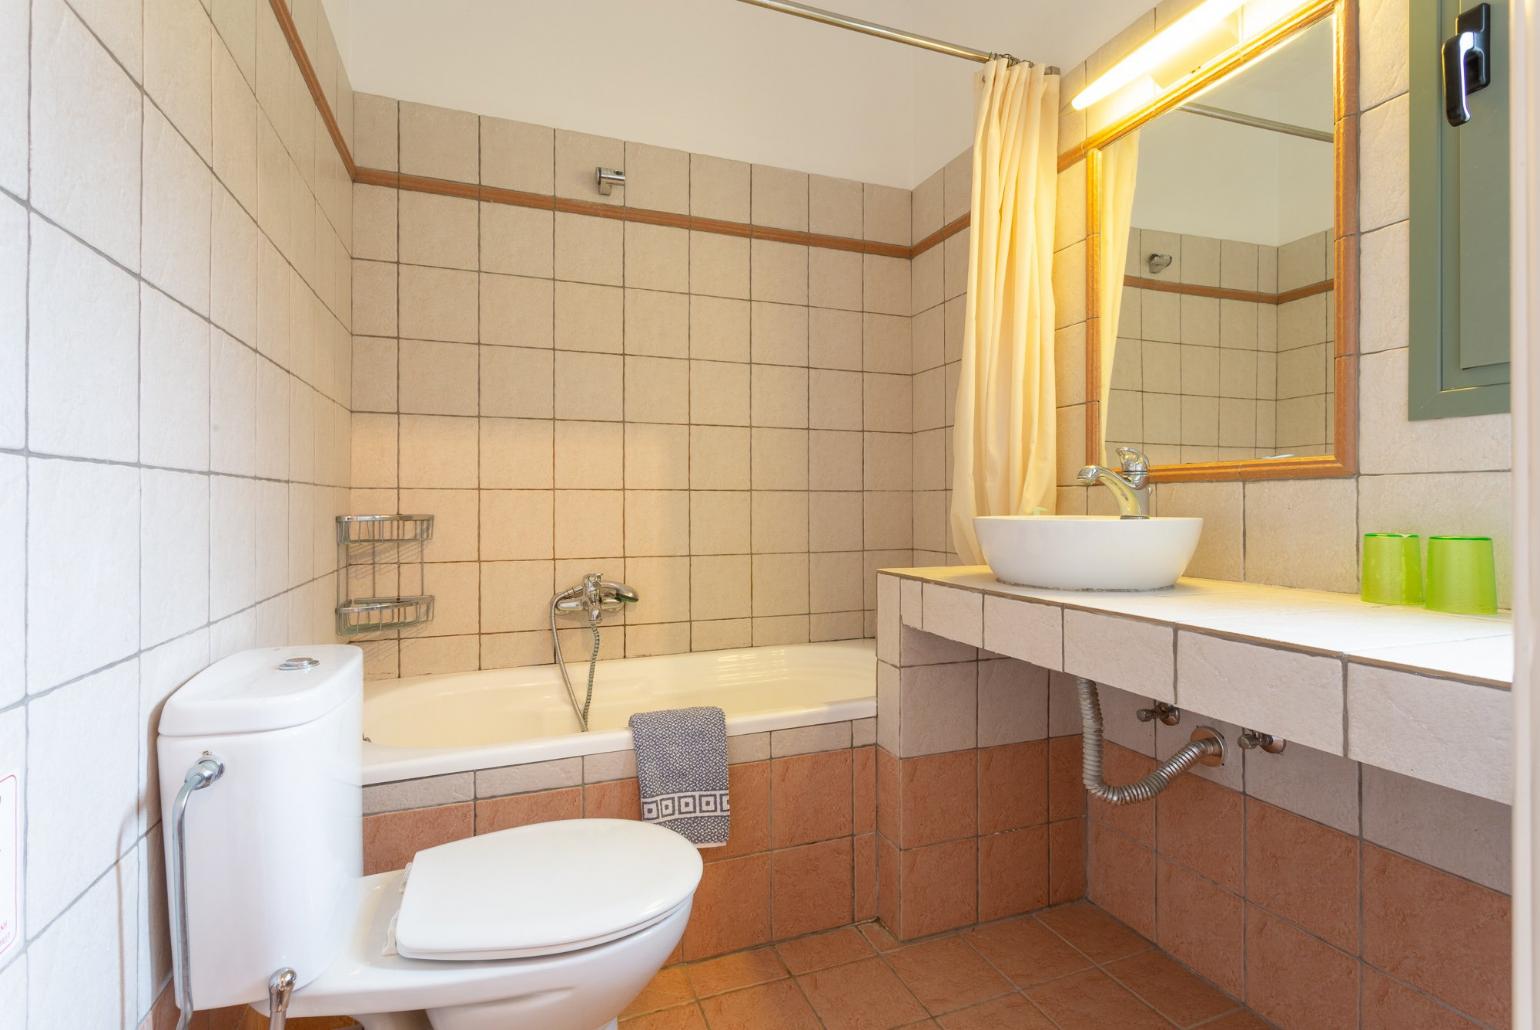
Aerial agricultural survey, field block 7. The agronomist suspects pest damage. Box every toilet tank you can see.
[157,645,364,1010]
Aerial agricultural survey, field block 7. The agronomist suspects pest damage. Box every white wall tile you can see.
[140,470,210,648]
[977,658,1049,746]
[140,285,212,471]
[0,457,22,710]
[27,218,139,462]
[26,661,139,928]
[1178,631,1344,754]
[1359,348,1510,474]
[30,0,142,269]
[0,196,23,450]
[25,850,139,1030]
[145,0,213,160]
[142,105,213,313]
[1243,740,1359,835]
[1362,765,1509,892]
[0,955,22,1027]
[0,705,22,951]
[981,595,1062,670]
[920,582,981,647]
[0,0,26,198]
[1064,609,1174,702]
[27,460,141,691]
[1347,662,1511,803]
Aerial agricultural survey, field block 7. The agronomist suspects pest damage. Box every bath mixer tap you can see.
[553,573,639,622]
[1077,447,1151,519]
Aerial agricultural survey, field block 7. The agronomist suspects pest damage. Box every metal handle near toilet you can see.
[169,754,224,1030]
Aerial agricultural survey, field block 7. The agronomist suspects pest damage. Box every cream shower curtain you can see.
[1095,132,1140,459]
[949,60,1060,564]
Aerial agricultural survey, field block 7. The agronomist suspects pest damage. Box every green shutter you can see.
[1408,0,1511,419]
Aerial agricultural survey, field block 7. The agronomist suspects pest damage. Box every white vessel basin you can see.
[974,515,1204,591]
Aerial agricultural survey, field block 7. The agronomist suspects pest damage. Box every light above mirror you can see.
[1071,0,1250,111]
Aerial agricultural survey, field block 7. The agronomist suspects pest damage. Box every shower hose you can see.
[1076,676,1224,805]
[552,606,602,732]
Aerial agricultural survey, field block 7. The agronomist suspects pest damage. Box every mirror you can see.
[1084,4,1356,481]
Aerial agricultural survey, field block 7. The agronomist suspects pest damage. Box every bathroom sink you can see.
[974,515,1203,591]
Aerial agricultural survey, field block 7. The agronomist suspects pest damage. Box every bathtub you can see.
[362,639,877,783]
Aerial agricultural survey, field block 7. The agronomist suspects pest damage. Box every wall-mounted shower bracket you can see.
[596,167,626,195]
[1136,700,1181,726]
[1239,728,1287,754]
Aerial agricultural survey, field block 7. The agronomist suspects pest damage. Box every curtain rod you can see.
[1180,103,1334,143]
[733,0,1042,69]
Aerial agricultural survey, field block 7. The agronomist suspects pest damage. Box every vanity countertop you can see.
[876,567,1514,803]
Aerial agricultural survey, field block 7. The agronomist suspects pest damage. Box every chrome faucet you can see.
[552,573,639,623]
[1077,447,1151,519]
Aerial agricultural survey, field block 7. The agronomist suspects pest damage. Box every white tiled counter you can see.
[876,567,1514,803]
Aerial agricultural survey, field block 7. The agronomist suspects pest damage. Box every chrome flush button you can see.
[278,656,320,671]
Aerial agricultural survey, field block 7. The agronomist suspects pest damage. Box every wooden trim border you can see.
[1078,0,1359,483]
[270,0,964,262]
[1123,275,1334,305]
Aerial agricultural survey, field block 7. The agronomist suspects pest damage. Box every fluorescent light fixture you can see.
[1070,0,1249,111]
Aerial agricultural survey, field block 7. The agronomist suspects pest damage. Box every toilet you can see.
[157,645,703,1030]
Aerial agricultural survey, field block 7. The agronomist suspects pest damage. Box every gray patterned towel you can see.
[628,706,731,848]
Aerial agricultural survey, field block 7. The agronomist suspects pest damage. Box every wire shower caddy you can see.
[335,514,436,635]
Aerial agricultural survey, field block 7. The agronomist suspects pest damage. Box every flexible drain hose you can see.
[1076,676,1224,806]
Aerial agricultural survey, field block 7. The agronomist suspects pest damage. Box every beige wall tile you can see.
[690,425,750,489]
[690,295,750,362]
[810,492,863,553]
[863,373,911,433]
[400,415,477,488]
[808,248,861,311]
[481,491,554,560]
[864,432,912,491]
[1153,482,1243,581]
[480,116,554,193]
[480,346,554,419]
[1360,92,1409,232]
[810,551,863,613]
[751,491,810,553]
[625,222,688,292]
[555,351,623,421]
[554,490,624,558]
[399,339,477,416]
[554,281,623,354]
[625,288,688,358]
[1359,349,1510,474]
[624,142,689,215]
[1361,765,1509,892]
[480,417,554,489]
[912,168,943,244]
[690,231,749,299]
[977,658,1050,746]
[690,359,750,426]
[481,203,554,278]
[897,662,976,757]
[624,555,691,622]
[809,430,862,490]
[751,164,808,231]
[751,427,809,490]
[400,101,478,183]
[811,308,863,371]
[1359,0,1410,109]
[809,175,862,237]
[810,369,862,431]
[624,356,689,424]
[1243,741,1359,835]
[1357,471,1512,606]
[353,91,397,170]
[625,489,689,556]
[555,212,623,286]
[556,129,623,204]
[481,273,554,349]
[862,255,910,316]
[1359,220,1408,354]
[554,420,624,489]
[692,554,752,619]
[752,552,809,616]
[690,153,750,222]
[750,239,808,305]
[863,184,910,246]
[353,184,397,263]
[1065,610,1174,702]
[750,301,809,366]
[691,491,750,554]
[1242,478,1359,592]
[1181,632,1345,754]
[751,364,808,428]
[624,423,688,489]
[399,265,477,343]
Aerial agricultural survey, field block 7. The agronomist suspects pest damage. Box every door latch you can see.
[1443,3,1492,126]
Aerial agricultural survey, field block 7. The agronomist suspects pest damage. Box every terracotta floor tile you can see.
[964,916,1092,988]
[855,832,877,921]
[1155,860,1244,998]
[854,745,876,834]
[1244,903,1358,1030]
[878,834,901,931]
[1200,1011,1272,1029]
[1244,798,1358,952]
[474,786,581,833]
[861,919,904,952]
[885,935,1014,1015]
[798,956,930,1029]
[697,979,821,1030]
[620,1002,709,1029]
[1035,901,1151,963]
[771,749,854,847]
[685,946,787,997]
[1047,735,1086,821]
[899,838,978,938]
[935,993,1057,1029]
[623,966,697,1017]
[877,747,901,841]
[1048,817,1087,904]
[1025,967,1173,1029]
[1104,949,1239,1027]
[1361,967,1483,1030]
[777,926,875,974]
[1362,844,1511,1027]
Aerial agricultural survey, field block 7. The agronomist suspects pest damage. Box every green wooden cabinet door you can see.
[1409,0,1511,419]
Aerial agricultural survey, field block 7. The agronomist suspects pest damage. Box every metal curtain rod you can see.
[1180,103,1333,143]
[734,0,1031,67]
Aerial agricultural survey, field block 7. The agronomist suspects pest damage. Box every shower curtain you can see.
[949,59,1060,564]
[1095,132,1140,460]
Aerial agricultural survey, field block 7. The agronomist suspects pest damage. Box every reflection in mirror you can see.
[1102,17,1336,466]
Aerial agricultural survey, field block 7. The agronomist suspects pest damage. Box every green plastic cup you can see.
[1361,533,1422,605]
[1424,536,1498,615]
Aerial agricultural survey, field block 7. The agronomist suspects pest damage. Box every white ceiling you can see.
[322,0,1156,189]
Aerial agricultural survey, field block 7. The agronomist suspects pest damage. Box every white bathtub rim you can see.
[362,697,876,785]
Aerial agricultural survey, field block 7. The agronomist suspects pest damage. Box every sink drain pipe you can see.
[1076,677,1225,805]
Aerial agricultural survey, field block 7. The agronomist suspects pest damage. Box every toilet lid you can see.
[394,818,704,961]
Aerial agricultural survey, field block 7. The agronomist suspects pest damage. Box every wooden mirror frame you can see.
[1069,0,1358,483]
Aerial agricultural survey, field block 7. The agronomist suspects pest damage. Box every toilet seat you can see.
[395,818,703,962]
